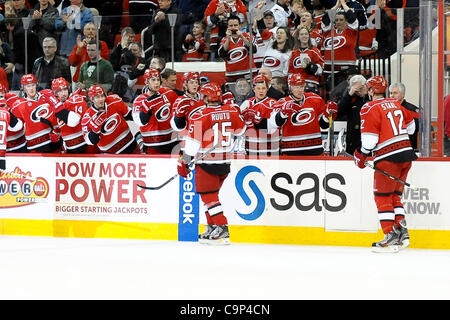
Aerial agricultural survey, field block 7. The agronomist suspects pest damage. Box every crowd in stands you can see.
[0,0,423,159]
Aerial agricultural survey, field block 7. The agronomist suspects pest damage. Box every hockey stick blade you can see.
[138,143,219,191]
[335,129,416,189]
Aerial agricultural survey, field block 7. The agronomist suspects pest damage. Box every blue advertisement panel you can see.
[178,170,199,241]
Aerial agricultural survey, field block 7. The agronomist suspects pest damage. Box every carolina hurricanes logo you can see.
[263,56,281,68]
[30,103,51,123]
[323,36,347,50]
[155,104,171,122]
[102,114,119,135]
[290,108,315,126]
[228,48,248,64]
[292,53,310,68]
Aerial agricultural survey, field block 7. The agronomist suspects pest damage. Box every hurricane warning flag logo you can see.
[0,167,49,208]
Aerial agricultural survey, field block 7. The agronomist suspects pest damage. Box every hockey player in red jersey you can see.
[83,85,139,154]
[51,78,91,154]
[268,73,338,155]
[354,75,416,253]
[240,74,279,156]
[132,68,179,154]
[13,74,62,153]
[177,82,246,245]
[0,95,23,169]
[0,84,26,153]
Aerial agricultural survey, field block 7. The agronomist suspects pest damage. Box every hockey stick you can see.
[335,130,415,189]
[328,114,334,156]
[138,143,218,191]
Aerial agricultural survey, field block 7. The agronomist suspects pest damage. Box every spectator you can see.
[77,40,114,92]
[253,4,278,69]
[129,0,158,34]
[32,36,72,90]
[127,42,148,97]
[182,20,208,62]
[298,10,323,50]
[289,0,308,31]
[261,26,293,78]
[161,68,183,96]
[109,27,136,73]
[29,0,59,45]
[389,82,421,152]
[373,0,397,59]
[218,15,257,87]
[0,20,15,80]
[270,75,288,97]
[55,0,93,57]
[142,0,183,62]
[233,78,251,106]
[204,0,247,59]
[68,21,109,83]
[176,0,210,42]
[321,0,359,93]
[12,0,30,20]
[337,74,367,154]
[289,26,324,94]
[149,56,166,73]
[270,0,292,28]
[3,13,41,90]
[257,67,285,100]
[336,0,367,31]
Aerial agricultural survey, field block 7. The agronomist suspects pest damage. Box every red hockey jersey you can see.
[360,97,417,163]
[182,36,208,62]
[322,27,358,72]
[269,93,327,154]
[13,92,60,151]
[185,104,246,165]
[288,47,324,86]
[4,93,26,152]
[241,96,279,155]
[82,95,134,154]
[132,87,178,151]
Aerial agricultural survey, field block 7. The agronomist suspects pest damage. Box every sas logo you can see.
[0,167,49,208]
[234,165,266,221]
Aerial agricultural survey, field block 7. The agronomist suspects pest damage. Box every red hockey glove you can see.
[49,132,60,143]
[177,156,191,178]
[89,111,107,134]
[280,101,299,117]
[325,101,338,120]
[353,148,368,169]
[242,108,261,126]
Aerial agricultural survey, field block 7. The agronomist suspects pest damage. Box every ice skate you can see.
[198,224,215,244]
[398,219,410,250]
[204,225,230,245]
[371,228,400,253]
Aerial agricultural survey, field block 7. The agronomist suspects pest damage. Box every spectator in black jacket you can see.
[142,0,183,62]
[29,0,59,46]
[32,36,72,90]
[109,27,136,73]
[337,74,368,154]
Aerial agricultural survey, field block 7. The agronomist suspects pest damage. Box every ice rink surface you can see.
[1,235,449,300]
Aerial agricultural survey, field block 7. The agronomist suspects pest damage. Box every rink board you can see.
[0,154,449,249]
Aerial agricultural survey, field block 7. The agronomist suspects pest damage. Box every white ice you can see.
[0,235,449,300]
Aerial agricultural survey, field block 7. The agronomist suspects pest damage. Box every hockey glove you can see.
[325,101,338,120]
[49,132,61,143]
[89,111,107,134]
[280,101,299,117]
[177,155,191,178]
[353,148,369,169]
[242,108,261,126]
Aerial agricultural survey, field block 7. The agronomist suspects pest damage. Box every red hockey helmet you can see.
[252,74,270,87]
[288,73,306,87]
[366,75,388,94]
[51,77,70,92]
[88,85,106,100]
[183,72,200,84]
[199,82,222,102]
[144,68,161,81]
[21,74,38,85]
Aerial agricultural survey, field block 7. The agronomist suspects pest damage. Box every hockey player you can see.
[132,68,179,154]
[268,73,338,155]
[0,95,23,169]
[51,78,91,154]
[177,82,246,245]
[13,74,62,153]
[0,84,26,153]
[240,74,279,156]
[83,85,139,154]
[354,75,416,252]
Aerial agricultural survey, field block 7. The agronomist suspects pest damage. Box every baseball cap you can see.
[263,10,274,18]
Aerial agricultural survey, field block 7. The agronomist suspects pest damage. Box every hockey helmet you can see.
[366,75,388,94]
[21,74,38,85]
[51,77,70,92]
[88,85,106,100]
[252,74,270,87]
[288,73,306,87]
[144,68,161,81]
[199,82,222,102]
[183,72,200,84]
